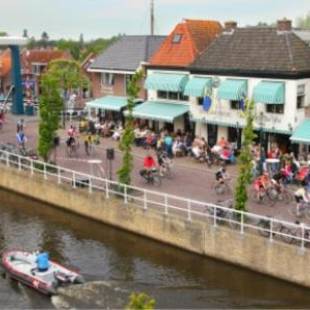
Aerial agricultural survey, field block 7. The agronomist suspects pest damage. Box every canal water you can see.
[0,189,310,309]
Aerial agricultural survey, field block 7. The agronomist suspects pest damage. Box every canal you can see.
[0,188,310,309]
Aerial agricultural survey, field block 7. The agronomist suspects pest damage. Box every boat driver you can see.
[36,251,50,272]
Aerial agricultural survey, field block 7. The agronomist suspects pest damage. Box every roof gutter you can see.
[87,68,136,75]
[189,68,310,79]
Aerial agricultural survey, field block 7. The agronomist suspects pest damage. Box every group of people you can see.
[251,142,310,215]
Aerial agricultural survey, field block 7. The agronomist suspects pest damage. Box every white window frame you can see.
[101,73,114,86]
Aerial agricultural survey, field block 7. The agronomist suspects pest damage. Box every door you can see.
[207,124,218,147]
[228,126,242,149]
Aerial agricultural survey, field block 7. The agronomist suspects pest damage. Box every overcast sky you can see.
[1,0,309,40]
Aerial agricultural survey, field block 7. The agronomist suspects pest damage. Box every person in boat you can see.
[36,251,50,272]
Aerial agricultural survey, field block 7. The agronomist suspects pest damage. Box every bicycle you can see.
[204,199,240,229]
[160,158,173,179]
[140,168,162,187]
[269,180,294,205]
[66,138,79,158]
[251,185,278,206]
[291,200,310,218]
[214,178,232,195]
[256,217,305,244]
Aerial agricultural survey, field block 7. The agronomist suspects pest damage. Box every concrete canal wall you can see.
[1,165,310,288]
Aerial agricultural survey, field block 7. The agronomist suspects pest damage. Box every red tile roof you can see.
[22,49,71,74]
[0,49,71,77]
[150,19,222,67]
[0,50,12,77]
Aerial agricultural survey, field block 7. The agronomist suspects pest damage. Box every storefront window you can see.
[157,90,188,101]
[157,90,168,99]
[266,104,284,114]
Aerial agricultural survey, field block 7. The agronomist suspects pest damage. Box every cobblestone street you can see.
[0,113,302,223]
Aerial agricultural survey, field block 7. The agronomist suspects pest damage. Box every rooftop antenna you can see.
[150,0,154,35]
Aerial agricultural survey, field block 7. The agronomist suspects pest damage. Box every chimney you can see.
[224,21,237,32]
[277,18,292,31]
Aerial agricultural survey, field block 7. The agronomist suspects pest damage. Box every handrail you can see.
[0,149,309,251]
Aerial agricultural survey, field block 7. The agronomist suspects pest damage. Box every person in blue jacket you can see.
[36,251,49,272]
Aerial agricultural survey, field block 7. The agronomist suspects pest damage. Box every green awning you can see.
[184,77,212,97]
[145,73,188,92]
[253,81,285,104]
[217,79,247,101]
[131,101,189,123]
[86,96,128,111]
[290,120,310,144]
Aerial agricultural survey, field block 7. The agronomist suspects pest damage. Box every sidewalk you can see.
[0,113,302,224]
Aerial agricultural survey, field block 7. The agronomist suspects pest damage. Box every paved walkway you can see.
[0,114,303,224]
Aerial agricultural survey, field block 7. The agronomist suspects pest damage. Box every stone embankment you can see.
[1,165,310,288]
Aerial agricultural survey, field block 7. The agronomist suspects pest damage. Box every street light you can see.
[257,111,265,176]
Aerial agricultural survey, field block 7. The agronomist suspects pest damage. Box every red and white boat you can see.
[2,250,84,295]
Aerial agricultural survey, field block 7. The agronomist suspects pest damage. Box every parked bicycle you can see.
[204,199,240,228]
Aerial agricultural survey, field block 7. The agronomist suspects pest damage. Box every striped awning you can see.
[130,101,189,123]
[86,96,128,111]
[290,120,310,144]
[253,81,285,104]
[145,73,188,92]
[217,79,247,101]
[184,77,212,97]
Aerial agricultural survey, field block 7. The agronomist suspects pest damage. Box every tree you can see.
[38,60,89,160]
[41,31,49,48]
[0,31,8,37]
[41,31,49,41]
[79,33,84,49]
[38,75,63,161]
[296,11,310,29]
[234,99,256,212]
[126,292,155,310]
[117,70,143,185]
[27,36,36,49]
[47,59,89,96]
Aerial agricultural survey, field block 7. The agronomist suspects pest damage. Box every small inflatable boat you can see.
[2,250,84,295]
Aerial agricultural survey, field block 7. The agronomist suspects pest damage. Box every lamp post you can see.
[257,112,265,176]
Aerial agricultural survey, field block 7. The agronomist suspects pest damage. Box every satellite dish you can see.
[212,77,220,88]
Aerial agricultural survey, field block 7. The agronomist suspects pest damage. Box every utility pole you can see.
[150,0,154,36]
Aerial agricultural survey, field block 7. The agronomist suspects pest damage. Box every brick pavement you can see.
[0,113,302,224]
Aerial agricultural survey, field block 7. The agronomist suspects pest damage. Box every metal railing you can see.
[1,149,309,251]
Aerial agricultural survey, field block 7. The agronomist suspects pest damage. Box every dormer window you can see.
[172,34,182,44]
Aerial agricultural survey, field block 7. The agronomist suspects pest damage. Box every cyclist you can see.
[140,153,157,181]
[157,150,172,177]
[294,182,310,216]
[215,166,230,187]
[253,172,270,201]
[66,136,76,156]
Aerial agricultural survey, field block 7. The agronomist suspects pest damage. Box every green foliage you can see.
[0,31,8,37]
[38,75,63,161]
[117,70,143,185]
[296,11,310,29]
[126,292,155,310]
[25,33,119,61]
[47,59,89,90]
[38,60,88,160]
[234,99,256,212]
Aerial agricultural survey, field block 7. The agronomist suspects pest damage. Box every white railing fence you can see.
[1,149,309,252]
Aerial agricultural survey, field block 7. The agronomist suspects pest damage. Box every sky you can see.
[0,0,309,40]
